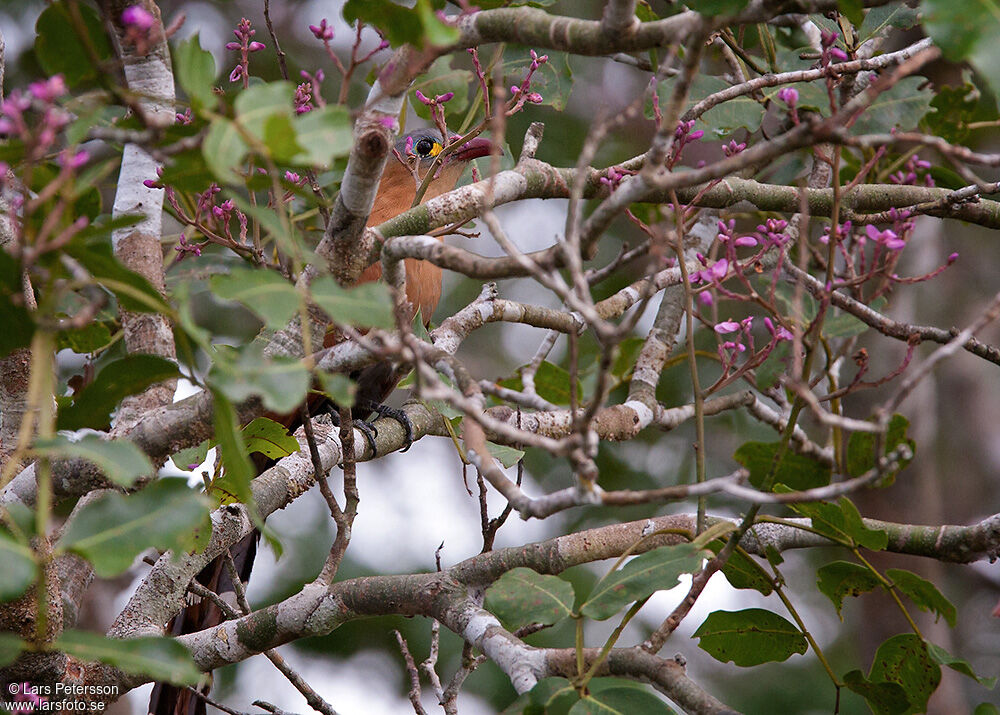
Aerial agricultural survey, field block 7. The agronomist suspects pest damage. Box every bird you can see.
[148,129,493,715]
[341,129,493,437]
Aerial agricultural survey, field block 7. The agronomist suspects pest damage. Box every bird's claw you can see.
[358,400,415,453]
[327,409,380,457]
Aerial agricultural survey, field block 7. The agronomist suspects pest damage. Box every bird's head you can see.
[393,129,493,179]
[369,130,494,226]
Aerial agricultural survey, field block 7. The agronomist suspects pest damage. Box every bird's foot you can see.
[358,400,415,453]
[327,409,379,458]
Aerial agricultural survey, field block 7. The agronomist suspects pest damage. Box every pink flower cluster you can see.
[227,18,266,86]
[821,30,848,64]
[889,155,934,187]
[507,50,547,115]
[714,315,792,369]
[294,83,314,114]
[0,75,87,169]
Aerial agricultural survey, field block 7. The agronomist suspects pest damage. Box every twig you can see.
[394,630,429,715]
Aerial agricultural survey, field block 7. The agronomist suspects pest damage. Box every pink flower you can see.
[121,5,155,30]
[714,320,740,334]
[309,19,335,41]
[28,75,67,102]
[866,224,905,250]
[709,258,729,281]
[722,140,746,157]
[776,87,798,108]
[58,149,89,169]
[294,83,313,114]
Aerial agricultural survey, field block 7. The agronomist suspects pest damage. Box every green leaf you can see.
[498,361,584,407]
[693,608,808,666]
[0,530,37,602]
[859,4,919,42]
[317,372,357,409]
[344,0,458,48]
[851,78,933,135]
[692,0,749,17]
[581,544,707,620]
[291,105,353,166]
[837,0,864,26]
[696,75,764,135]
[477,0,556,6]
[868,634,941,715]
[412,57,473,120]
[57,321,112,353]
[242,417,299,460]
[53,630,201,685]
[0,633,25,666]
[926,642,997,688]
[57,354,180,430]
[210,388,257,511]
[160,145,214,193]
[203,117,248,184]
[34,2,112,87]
[343,0,420,46]
[33,435,153,488]
[502,677,578,714]
[311,277,396,331]
[650,74,763,136]
[175,34,217,111]
[816,561,881,619]
[846,413,914,484]
[734,441,831,491]
[64,239,170,314]
[718,547,773,596]
[229,196,308,261]
[502,51,574,112]
[416,0,460,45]
[570,687,676,714]
[172,440,211,472]
[886,569,956,627]
[56,478,211,577]
[211,268,301,330]
[923,81,977,144]
[209,343,310,415]
[0,295,35,358]
[263,114,305,163]
[755,340,791,390]
[486,442,524,469]
[772,279,817,323]
[485,567,574,628]
[843,669,911,715]
[824,308,872,338]
[924,0,1000,97]
[235,82,295,137]
[975,705,1000,715]
[787,497,888,550]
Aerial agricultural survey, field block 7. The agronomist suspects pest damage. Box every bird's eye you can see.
[415,138,435,156]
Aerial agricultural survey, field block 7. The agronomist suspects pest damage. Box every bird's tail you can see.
[147,519,258,715]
